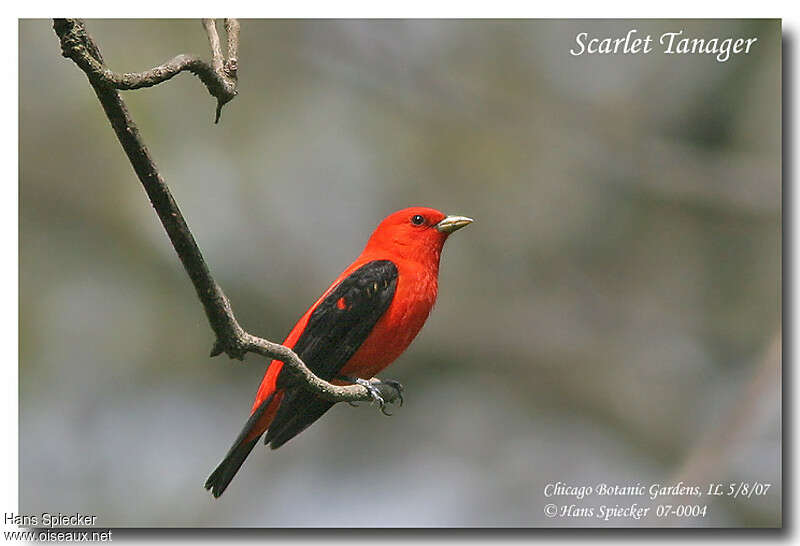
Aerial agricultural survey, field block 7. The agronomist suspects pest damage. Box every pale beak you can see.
[435,215,474,234]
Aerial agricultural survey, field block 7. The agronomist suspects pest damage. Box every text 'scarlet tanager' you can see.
[205,206,472,497]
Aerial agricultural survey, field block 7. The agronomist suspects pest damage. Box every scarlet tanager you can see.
[205,206,472,497]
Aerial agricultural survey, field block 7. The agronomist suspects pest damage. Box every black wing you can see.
[264,260,398,449]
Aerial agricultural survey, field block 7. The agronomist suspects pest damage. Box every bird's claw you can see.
[337,375,403,415]
[354,378,389,415]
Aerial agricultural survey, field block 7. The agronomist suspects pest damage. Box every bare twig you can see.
[56,18,238,123]
[202,19,225,74]
[224,19,240,78]
[52,19,402,408]
[199,18,239,122]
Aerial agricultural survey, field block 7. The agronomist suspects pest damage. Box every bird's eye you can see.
[411,214,425,226]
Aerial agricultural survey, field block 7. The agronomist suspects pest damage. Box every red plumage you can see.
[205,206,471,497]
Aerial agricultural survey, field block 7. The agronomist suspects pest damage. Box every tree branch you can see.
[55,18,238,123]
[52,19,402,408]
[224,19,240,78]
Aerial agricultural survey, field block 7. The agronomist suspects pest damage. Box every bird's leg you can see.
[340,376,387,414]
[355,378,389,415]
[335,375,403,415]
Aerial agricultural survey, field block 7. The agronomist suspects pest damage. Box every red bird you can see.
[205,206,472,497]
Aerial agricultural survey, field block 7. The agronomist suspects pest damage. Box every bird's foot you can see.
[353,377,391,415]
[337,376,403,415]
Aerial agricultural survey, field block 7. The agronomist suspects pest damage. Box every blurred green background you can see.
[20,19,780,526]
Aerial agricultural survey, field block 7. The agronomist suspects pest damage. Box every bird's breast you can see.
[338,260,438,379]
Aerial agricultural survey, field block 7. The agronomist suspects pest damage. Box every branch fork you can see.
[56,18,239,123]
[52,19,402,408]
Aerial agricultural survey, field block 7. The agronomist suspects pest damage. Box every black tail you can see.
[204,393,274,498]
[204,437,259,498]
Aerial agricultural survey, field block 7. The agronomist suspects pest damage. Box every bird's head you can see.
[364,206,473,265]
